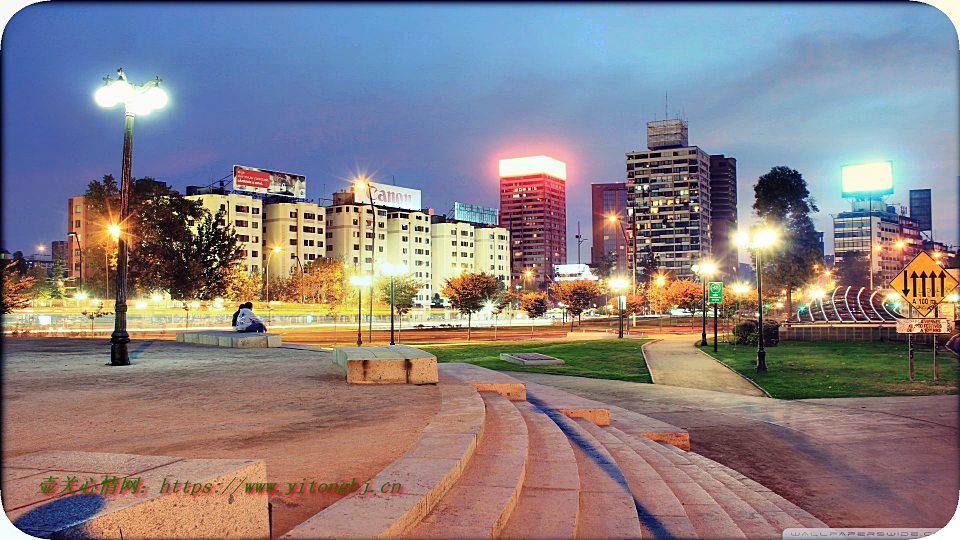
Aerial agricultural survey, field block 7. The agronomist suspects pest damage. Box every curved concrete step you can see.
[282,377,485,539]
[501,401,580,540]
[634,440,781,539]
[405,391,528,539]
[545,415,642,540]
[673,447,828,529]
[571,419,696,539]
[603,425,747,540]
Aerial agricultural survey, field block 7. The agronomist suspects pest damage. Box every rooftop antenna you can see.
[665,91,668,120]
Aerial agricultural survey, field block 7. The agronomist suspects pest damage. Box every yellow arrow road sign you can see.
[890,251,958,317]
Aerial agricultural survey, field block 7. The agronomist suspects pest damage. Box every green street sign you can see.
[708,282,723,303]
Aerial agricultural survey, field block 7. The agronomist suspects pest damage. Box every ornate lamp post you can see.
[95,68,167,366]
[735,229,777,372]
[691,262,716,346]
[354,179,377,343]
[383,263,409,345]
[349,274,372,346]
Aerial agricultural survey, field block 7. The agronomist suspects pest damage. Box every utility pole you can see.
[575,221,587,265]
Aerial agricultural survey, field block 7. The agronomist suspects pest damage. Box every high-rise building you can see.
[708,155,738,278]
[833,201,923,286]
[185,187,264,276]
[384,208,433,306]
[262,200,326,280]
[66,195,96,288]
[626,119,713,281]
[51,240,68,262]
[499,155,567,286]
[909,189,933,232]
[590,183,630,273]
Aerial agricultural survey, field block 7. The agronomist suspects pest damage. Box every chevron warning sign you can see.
[890,251,958,317]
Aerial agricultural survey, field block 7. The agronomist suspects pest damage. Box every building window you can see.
[290,211,298,218]
[291,253,296,260]
[252,208,260,215]
[235,220,248,227]
[251,265,259,272]
[289,225,297,232]
[251,251,259,258]
[74,205,81,213]
[304,212,316,220]
[289,239,297,246]
[303,226,316,233]
[235,205,249,213]
[74,220,81,228]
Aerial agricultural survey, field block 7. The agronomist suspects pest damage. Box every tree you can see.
[550,279,606,330]
[303,257,347,306]
[47,257,68,305]
[24,265,52,304]
[376,273,422,342]
[647,279,671,314]
[833,252,870,290]
[5,251,28,277]
[185,208,245,300]
[667,279,702,314]
[2,262,34,313]
[752,166,822,319]
[441,272,501,340]
[595,251,617,279]
[518,291,550,337]
[224,264,262,302]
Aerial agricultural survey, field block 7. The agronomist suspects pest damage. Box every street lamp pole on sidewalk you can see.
[735,229,777,372]
[691,262,716,347]
[383,263,409,345]
[95,68,167,366]
[349,274,372,346]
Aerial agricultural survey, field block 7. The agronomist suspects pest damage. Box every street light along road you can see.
[95,68,167,366]
[735,228,777,372]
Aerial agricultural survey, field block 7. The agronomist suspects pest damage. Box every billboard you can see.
[454,202,499,226]
[233,165,306,198]
[840,162,893,197]
[354,181,422,211]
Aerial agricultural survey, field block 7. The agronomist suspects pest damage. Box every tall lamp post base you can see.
[110,335,131,366]
[756,349,767,372]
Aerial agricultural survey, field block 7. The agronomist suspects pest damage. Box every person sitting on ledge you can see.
[235,302,267,333]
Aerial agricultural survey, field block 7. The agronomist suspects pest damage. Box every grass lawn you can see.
[698,339,959,399]
[418,339,652,383]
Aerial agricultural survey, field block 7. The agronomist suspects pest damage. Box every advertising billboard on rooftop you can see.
[354,181,422,211]
[840,162,893,197]
[233,165,306,198]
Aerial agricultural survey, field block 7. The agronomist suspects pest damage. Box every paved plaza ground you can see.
[508,371,959,528]
[641,335,767,396]
[3,335,958,536]
[1,338,439,536]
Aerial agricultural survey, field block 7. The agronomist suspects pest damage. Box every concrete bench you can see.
[175,330,281,348]
[332,345,438,384]
[4,450,269,539]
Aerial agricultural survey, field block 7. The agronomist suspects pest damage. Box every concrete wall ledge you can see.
[175,330,281,348]
[332,345,438,384]
[4,450,269,539]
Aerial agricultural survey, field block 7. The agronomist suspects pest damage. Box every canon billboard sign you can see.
[355,181,422,211]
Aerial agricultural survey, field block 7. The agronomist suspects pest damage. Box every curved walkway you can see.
[643,334,766,397]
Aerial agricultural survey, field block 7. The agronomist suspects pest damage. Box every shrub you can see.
[735,319,780,346]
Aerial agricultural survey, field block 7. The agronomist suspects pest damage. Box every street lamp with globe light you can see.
[735,228,777,372]
[264,246,282,303]
[95,68,167,366]
[690,262,716,346]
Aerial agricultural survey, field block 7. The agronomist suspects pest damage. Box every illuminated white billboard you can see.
[499,156,567,180]
[841,162,893,197]
[354,181,422,211]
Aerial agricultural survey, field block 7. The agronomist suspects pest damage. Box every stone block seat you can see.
[175,330,281,348]
[283,363,828,539]
[3,450,269,539]
[332,345,439,384]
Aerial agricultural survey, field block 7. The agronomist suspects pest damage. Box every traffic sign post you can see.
[889,252,957,381]
[708,282,722,351]
[708,282,723,304]
[890,251,958,317]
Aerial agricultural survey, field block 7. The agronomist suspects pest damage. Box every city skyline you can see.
[3,3,958,260]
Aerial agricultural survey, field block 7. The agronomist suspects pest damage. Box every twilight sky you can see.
[3,3,958,261]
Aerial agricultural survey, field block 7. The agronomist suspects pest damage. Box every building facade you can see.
[429,217,510,306]
[708,155,738,278]
[66,195,96,288]
[385,209,433,306]
[499,156,567,286]
[626,119,713,281]
[590,183,630,275]
[262,200,326,280]
[833,201,925,287]
[185,188,264,276]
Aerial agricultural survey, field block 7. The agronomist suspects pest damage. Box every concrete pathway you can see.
[506,371,959,529]
[643,334,766,397]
